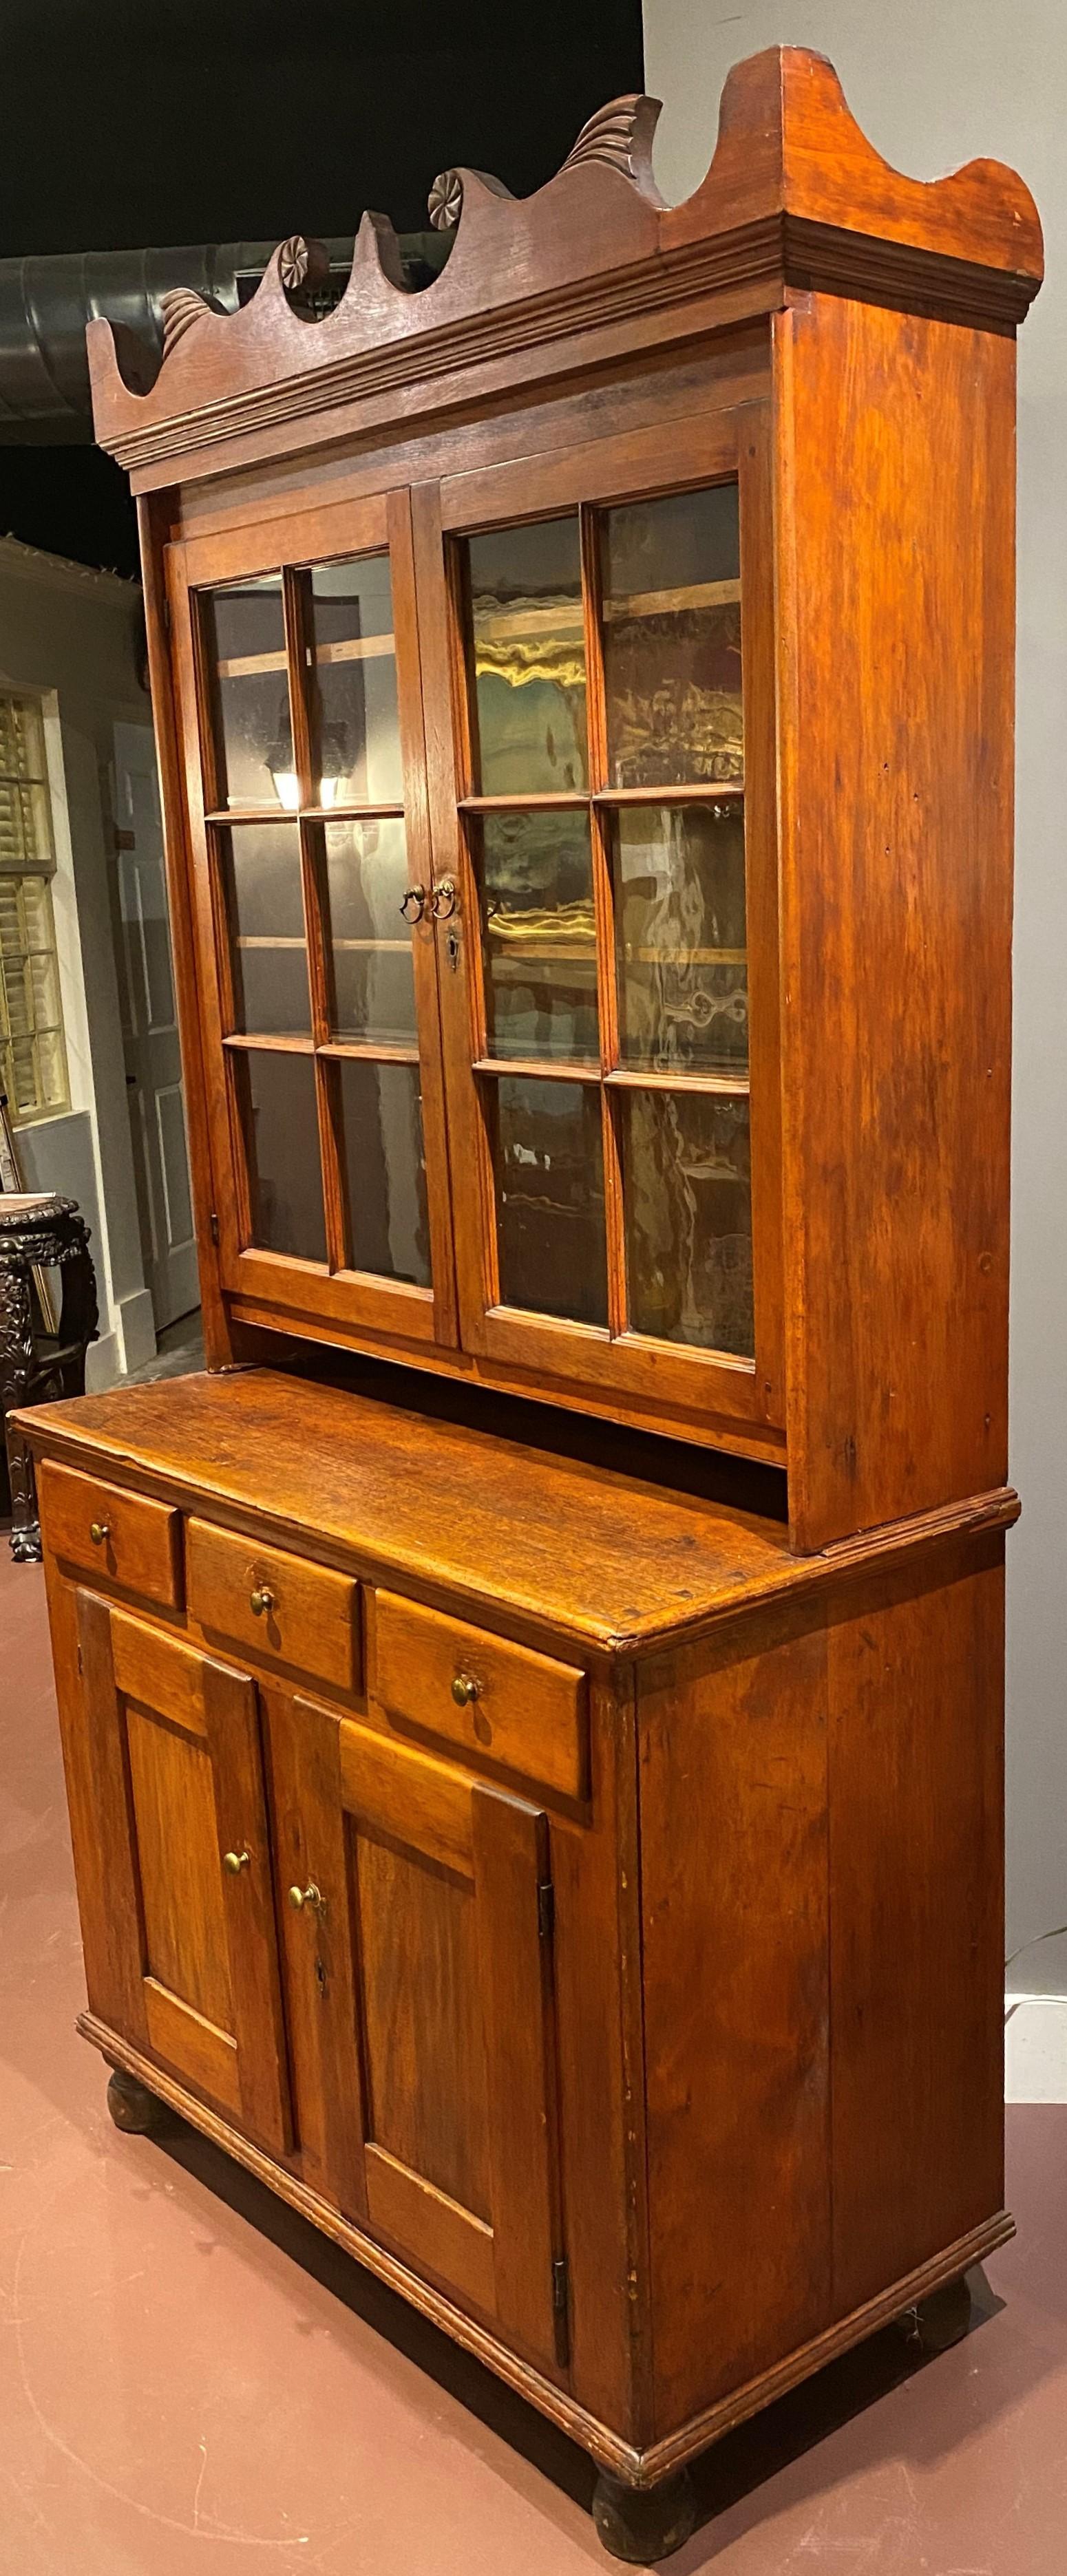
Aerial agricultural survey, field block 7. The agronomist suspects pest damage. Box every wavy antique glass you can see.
[222,822,310,1035]
[308,555,403,807]
[336,1057,430,1284]
[613,802,748,1075]
[601,486,742,789]
[492,1076,606,1326]
[476,809,598,1063]
[325,816,416,1045]
[622,1088,753,1355]
[466,516,588,795]
[240,1050,326,1262]
[203,576,293,810]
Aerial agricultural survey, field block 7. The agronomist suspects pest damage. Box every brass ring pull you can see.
[89,1520,110,1546]
[400,882,427,922]
[431,876,458,920]
[223,1849,251,1875]
[451,1671,482,1707]
[288,1880,324,1915]
[250,1585,275,1617]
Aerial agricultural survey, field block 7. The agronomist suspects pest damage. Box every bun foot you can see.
[592,2467,696,2563]
[106,2067,161,2135]
[898,2272,973,2354]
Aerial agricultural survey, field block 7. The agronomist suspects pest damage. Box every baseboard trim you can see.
[79,2010,1014,2488]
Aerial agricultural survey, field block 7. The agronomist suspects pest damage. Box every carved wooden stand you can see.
[0,1195,97,1560]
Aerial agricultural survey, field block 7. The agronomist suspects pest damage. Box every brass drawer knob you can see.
[451,1671,481,1707]
[223,1848,251,1875]
[249,1584,275,1617]
[89,1520,110,1547]
[288,1880,324,1914]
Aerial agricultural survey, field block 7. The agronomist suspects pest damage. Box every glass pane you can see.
[465,517,587,795]
[325,817,416,1045]
[622,1088,753,1356]
[602,485,743,789]
[492,1076,606,1326]
[613,802,747,1074]
[337,1058,430,1286]
[221,823,310,1036]
[476,809,598,1064]
[202,577,293,811]
[309,556,403,807]
[240,1050,326,1262]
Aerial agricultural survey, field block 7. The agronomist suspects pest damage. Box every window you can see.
[0,692,70,1121]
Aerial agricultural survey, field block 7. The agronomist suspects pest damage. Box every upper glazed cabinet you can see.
[169,429,778,1447]
[92,47,1043,1546]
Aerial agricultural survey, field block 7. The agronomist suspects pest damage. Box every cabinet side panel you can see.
[552,1671,648,2439]
[828,1540,1006,2312]
[640,1616,831,2436]
[774,297,1015,1548]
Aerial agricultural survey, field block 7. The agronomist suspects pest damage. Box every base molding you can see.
[79,2010,1014,2489]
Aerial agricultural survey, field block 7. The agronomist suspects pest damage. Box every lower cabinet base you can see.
[82,2008,1015,2551]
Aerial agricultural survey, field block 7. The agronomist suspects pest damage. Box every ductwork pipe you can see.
[0,233,446,440]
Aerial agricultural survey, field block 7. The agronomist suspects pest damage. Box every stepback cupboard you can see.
[15,48,1043,2561]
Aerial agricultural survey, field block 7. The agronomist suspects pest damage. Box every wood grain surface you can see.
[16,1369,1019,1657]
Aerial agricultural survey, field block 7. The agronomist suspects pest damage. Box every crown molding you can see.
[87,47,1044,482]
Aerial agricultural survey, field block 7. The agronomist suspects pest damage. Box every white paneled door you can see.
[110,722,198,1330]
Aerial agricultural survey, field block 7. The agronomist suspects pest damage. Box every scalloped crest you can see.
[159,286,211,360]
[87,48,1044,476]
[560,94,661,193]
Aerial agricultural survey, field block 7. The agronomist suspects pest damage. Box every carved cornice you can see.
[87,47,1043,480]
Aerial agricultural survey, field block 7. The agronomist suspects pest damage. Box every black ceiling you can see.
[0,0,644,575]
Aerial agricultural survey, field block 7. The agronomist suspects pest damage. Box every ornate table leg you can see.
[56,1226,99,1399]
[0,1262,41,1562]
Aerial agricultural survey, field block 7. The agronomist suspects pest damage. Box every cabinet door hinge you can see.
[537,1877,554,1941]
[209,1211,220,1246]
[552,2253,569,2315]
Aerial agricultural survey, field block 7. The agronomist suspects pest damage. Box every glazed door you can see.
[414,410,785,1442]
[168,489,456,1350]
[268,1692,567,2370]
[76,1593,290,2154]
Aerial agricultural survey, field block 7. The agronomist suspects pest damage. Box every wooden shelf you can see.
[207,804,405,826]
[602,576,741,619]
[471,1057,749,1095]
[460,793,589,813]
[222,1032,313,1054]
[473,1056,600,1085]
[215,634,395,679]
[604,1067,750,1096]
[593,783,744,807]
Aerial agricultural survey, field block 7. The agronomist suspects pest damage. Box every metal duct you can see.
[0,233,447,440]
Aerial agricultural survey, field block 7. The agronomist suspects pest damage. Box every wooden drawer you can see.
[38,1459,182,1610]
[187,1518,360,1694]
[372,1589,587,1800]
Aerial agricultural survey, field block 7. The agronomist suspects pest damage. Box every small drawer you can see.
[187,1518,360,1695]
[373,1589,587,1801]
[38,1459,182,1610]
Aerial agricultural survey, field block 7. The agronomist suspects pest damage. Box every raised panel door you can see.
[76,1592,290,2154]
[268,1694,567,2371]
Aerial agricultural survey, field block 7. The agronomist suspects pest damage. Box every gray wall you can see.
[0,539,158,1382]
[642,0,1067,1991]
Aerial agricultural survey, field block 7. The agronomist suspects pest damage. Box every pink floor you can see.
[3,1537,1066,2575]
